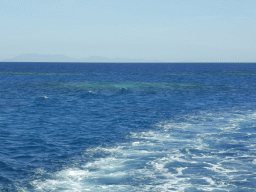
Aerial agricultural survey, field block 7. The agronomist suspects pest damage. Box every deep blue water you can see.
[1,62,256,191]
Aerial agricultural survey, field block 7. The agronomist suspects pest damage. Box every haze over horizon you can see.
[1,0,256,62]
[2,53,154,62]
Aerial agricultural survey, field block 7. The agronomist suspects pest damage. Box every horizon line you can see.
[1,61,255,64]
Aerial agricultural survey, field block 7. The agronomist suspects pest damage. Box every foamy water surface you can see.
[0,63,256,191]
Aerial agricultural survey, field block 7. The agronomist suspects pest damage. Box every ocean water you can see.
[0,62,256,192]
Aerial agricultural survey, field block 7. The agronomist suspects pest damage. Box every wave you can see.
[157,71,256,76]
[51,82,209,90]
[0,71,107,76]
[24,109,256,191]
[2,71,256,77]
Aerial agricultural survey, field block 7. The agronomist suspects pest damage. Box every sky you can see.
[0,0,255,62]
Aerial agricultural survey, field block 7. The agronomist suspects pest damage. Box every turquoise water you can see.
[0,62,256,191]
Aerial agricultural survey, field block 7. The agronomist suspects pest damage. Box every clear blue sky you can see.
[1,0,255,62]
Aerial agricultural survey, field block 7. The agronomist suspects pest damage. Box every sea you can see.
[0,62,256,192]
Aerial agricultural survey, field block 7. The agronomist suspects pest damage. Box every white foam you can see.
[88,90,97,94]
[203,177,215,185]
[26,109,256,191]
[176,167,186,175]
[132,141,140,146]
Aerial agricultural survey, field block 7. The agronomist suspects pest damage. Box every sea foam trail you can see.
[27,110,256,192]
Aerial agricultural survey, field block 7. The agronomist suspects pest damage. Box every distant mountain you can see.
[2,54,77,62]
[84,56,152,62]
[2,54,160,63]
[84,56,116,62]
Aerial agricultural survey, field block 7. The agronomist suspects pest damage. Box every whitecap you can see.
[26,108,256,191]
